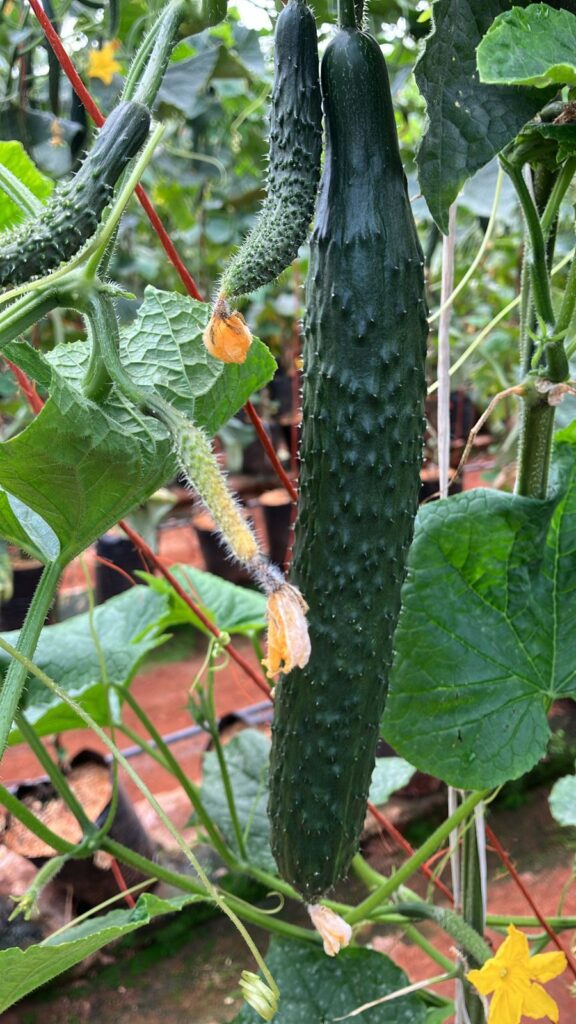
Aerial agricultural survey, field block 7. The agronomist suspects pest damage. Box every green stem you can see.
[0,290,59,349]
[515,391,555,498]
[501,156,554,327]
[541,158,576,239]
[461,814,486,1023]
[84,123,164,278]
[345,791,489,925]
[130,1,187,108]
[487,914,576,929]
[0,783,75,853]
[101,836,320,944]
[402,924,455,973]
[0,163,44,217]
[10,854,69,920]
[0,558,62,759]
[337,0,356,28]
[206,659,248,860]
[114,683,233,864]
[14,712,93,832]
[352,852,387,889]
[555,251,576,340]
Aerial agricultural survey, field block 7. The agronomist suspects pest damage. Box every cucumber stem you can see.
[337,0,356,29]
[129,1,187,109]
[345,790,490,925]
[0,557,63,759]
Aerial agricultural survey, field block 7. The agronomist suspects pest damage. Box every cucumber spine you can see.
[268,26,428,900]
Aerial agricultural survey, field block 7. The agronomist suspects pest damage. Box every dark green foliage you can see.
[269,26,428,899]
[219,0,322,301]
[0,101,150,287]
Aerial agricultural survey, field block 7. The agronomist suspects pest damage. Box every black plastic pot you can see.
[95,533,143,604]
[0,556,55,631]
[7,750,154,909]
[259,488,292,569]
[192,511,255,587]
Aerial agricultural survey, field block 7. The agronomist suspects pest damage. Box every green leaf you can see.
[0,489,59,562]
[415,0,555,232]
[1,288,275,562]
[383,428,576,789]
[0,141,53,231]
[0,890,202,1013]
[368,757,416,806]
[233,938,427,1024]
[4,585,168,744]
[477,4,576,88]
[140,564,267,636]
[201,729,275,872]
[549,774,576,826]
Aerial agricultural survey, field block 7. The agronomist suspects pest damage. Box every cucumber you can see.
[218,0,322,302]
[0,101,150,287]
[268,25,428,900]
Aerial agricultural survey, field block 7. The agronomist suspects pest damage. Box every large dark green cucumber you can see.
[268,26,428,900]
[0,101,150,287]
[219,0,322,302]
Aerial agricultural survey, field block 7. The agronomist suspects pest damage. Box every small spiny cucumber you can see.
[0,101,151,287]
[204,0,322,365]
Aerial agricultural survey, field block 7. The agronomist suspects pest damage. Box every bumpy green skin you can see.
[219,0,321,301]
[0,101,150,287]
[268,27,428,901]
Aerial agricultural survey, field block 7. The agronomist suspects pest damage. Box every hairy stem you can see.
[345,790,490,925]
[0,558,62,759]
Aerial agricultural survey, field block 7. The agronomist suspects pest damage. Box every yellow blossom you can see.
[87,41,121,86]
[467,924,567,1024]
[307,904,352,957]
[263,582,311,678]
[203,298,252,364]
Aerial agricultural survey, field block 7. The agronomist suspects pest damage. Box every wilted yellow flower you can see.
[239,971,278,1021]
[467,924,567,1024]
[203,299,253,364]
[263,582,311,678]
[87,41,121,86]
[307,904,352,957]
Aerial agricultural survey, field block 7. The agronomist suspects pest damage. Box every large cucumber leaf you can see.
[0,288,275,562]
[415,0,559,232]
[4,585,168,744]
[140,564,267,636]
[383,427,576,789]
[477,4,576,88]
[0,891,203,1014]
[233,938,427,1024]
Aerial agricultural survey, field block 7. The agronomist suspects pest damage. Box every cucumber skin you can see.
[268,28,428,901]
[0,101,150,287]
[219,0,322,301]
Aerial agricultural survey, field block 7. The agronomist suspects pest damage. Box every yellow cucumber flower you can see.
[307,904,352,957]
[467,924,567,1024]
[263,581,311,678]
[87,41,121,86]
[203,298,252,364]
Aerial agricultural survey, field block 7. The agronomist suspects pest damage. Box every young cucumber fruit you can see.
[268,25,428,900]
[0,101,150,287]
[218,0,322,302]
